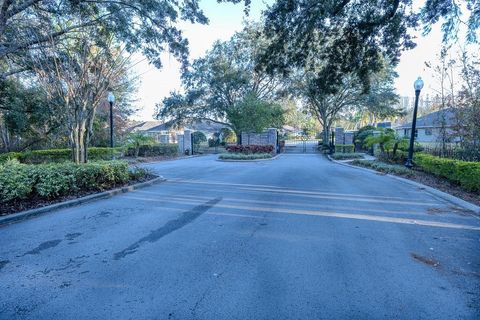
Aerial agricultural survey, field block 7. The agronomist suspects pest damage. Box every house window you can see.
[404,129,408,136]
[415,129,418,138]
[425,129,432,136]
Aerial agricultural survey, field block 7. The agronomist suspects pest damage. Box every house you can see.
[394,109,459,143]
[128,120,178,143]
[128,120,229,144]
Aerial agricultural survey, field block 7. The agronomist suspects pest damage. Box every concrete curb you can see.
[131,154,204,165]
[0,176,167,227]
[327,155,480,215]
[216,154,282,162]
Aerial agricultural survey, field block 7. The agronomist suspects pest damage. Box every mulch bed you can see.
[351,161,480,207]
[0,174,157,217]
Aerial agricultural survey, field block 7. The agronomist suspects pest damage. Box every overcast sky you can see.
[131,0,450,120]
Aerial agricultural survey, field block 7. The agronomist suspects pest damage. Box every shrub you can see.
[0,152,22,164]
[219,153,272,160]
[226,144,274,154]
[331,153,364,160]
[0,160,34,202]
[33,163,76,198]
[74,161,129,191]
[414,153,480,192]
[129,166,149,181]
[354,125,376,150]
[351,160,414,177]
[15,147,125,164]
[0,160,133,203]
[125,143,178,157]
[334,144,354,153]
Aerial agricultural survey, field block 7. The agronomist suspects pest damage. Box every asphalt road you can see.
[1,154,479,319]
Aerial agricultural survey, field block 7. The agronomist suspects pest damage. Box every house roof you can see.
[184,120,228,132]
[129,121,169,132]
[395,109,457,129]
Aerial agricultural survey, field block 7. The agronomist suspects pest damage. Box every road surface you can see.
[0,154,479,319]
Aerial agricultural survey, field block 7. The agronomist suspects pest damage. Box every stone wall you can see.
[241,128,278,153]
[177,129,193,155]
[334,128,356,146]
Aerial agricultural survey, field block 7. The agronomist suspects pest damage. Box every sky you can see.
[131,0,450,121]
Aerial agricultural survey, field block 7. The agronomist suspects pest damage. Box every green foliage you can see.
[1,1,250,77]
[363,129,408,162]
[192,132,207,144]
[0,79,60,151]
[228,95,285,133]
[335,144,355,153]
[0,160,136,203]
[220,128,237,144]
[414,153,480,193]
[354,125,376,149]
[260,1,478,94]
[125,132,156,157]
[331,153,364,160]
[351,160,414,177]
[125,144,178,157]
[157,24,284,131]
[128,167,149,181]
[0,160,34,202]
[33,163,77,198]
[219,153,273,160]
[0,152,22,164]
[6,147,126,164]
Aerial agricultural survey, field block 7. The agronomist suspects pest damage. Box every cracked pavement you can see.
[0,154,479,319]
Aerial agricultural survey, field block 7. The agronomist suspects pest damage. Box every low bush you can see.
[0,160,34,202]
[350,160,414,177]
[334,144,354,153]
[226,144,274,154]
[125,143,178,157]
[331,153,364,160]
[0,160,139,203]
[219,153,273,160]
[414,153,480,192]
[0,152,22,164]
[0,147,125,164]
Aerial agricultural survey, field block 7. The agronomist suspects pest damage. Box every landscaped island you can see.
[219,145,275,161]
[0,143,180,215]
[0,159,152,215]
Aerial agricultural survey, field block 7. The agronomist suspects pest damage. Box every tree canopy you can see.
[0,0,250,77]
[259,0,479,93]
[156,25,286,133]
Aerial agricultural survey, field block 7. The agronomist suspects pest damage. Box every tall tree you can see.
[156,25,285,135]
[293,58,399,145]
[31,28,132,163]
[0,0,250,77]
[259,0,479,93]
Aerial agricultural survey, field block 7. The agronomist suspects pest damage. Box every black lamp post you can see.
[107,92,115,148]
[405,77,424,168]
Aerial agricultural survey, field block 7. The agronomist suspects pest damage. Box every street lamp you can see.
[107,91,115,148]
[405,77,424,168]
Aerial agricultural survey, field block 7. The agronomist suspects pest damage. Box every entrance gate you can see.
[283,137,320,154]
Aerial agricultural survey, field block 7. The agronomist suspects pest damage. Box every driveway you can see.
[0,154,479,319]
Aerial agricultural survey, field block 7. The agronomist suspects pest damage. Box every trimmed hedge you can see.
[0,152,22,163]
[0,147,125,164]
[219,153,273,160]
[415,153,480,192]
[331,153,364,160]
[226,145,274,154]
[0,160,136,203]
[125,143,178,157]
[335,144,354,153]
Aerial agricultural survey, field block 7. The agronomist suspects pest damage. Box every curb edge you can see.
[0,176,167,227]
